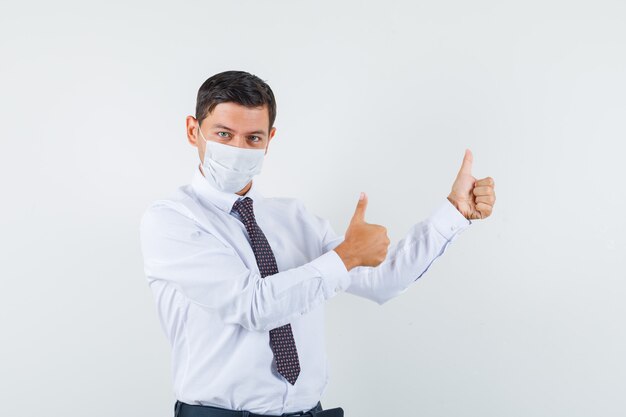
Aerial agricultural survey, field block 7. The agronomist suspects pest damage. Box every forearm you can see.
[141,203,352,332]
[343,198,471,304]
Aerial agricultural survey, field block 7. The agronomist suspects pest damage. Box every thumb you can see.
[350,192,368,225]
[457,148,473,177]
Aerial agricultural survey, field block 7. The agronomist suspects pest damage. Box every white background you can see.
[1,1,625,416]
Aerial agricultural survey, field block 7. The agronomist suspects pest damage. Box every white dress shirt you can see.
[139,164,471,415]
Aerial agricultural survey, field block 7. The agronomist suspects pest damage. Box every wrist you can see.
[447,195,460,211]
[333,243,360,271]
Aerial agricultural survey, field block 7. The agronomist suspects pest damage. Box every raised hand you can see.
[333,192,391,270]
[447,149,496,220]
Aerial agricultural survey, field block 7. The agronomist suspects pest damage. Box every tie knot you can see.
[232,197,255,220]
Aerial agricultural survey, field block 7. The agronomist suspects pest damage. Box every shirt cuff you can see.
[429,198,472,241]
[308,249,352,298]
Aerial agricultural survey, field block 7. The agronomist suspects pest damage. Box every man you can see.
[139,70,496,417]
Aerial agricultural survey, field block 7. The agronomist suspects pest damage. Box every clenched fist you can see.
[447,149,496,220]
[333,192,391,271]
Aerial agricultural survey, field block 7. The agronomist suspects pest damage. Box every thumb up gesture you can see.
[333,192,391,271]
[447,149,496,220]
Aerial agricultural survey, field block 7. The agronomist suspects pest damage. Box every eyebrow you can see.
[211,123,266,136]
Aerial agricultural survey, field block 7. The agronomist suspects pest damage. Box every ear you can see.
[265,127,276,154]
[186,116,200,147]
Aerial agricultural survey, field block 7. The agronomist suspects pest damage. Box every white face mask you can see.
[198,125,266,193]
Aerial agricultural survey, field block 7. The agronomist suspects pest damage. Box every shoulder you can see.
[140,185,198,234]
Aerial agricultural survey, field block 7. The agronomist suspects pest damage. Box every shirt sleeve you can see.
[316,198,471,305]
[139,203,351,332]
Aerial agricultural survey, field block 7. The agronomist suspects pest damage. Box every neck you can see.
[236,181,252,196]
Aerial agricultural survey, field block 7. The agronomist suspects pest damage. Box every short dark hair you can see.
[195,70,277,131]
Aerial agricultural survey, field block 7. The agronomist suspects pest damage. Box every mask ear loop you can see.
[197,122,209,176]
[197,122,208,144]
[264,133,270,155]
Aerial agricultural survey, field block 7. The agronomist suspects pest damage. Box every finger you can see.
[351,192,368,224]
[476,202,493,218]
[475,195,495,205]
[457,148,474,177]
[475,176,495,187]
[472,185,493,196]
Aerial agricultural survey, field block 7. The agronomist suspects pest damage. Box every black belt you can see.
[175,400,343,417]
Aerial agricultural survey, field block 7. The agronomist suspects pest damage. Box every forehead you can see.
[205,102,269,132]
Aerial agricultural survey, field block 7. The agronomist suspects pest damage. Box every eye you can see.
[249,136,261,142]
[217,131,230,138]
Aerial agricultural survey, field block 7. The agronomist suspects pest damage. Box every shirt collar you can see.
[191,163,263,214]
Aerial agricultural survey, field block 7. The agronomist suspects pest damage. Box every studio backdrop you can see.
[1,1,625,416]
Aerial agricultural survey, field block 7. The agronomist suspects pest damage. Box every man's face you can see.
[186,102,276,163]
